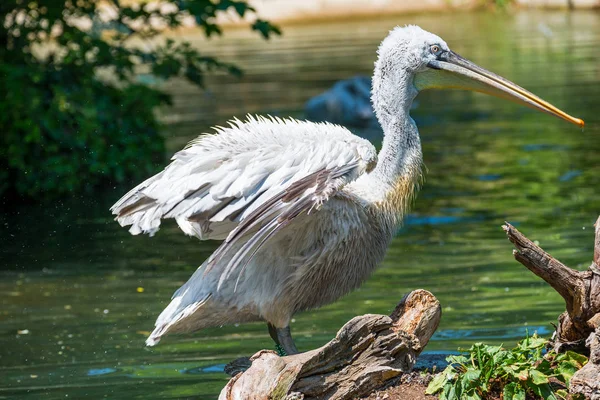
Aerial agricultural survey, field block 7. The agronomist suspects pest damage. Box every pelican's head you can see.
[374,25,584,127]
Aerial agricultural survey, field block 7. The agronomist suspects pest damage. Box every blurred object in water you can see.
[305,76,379,129]
[537,22,554,39]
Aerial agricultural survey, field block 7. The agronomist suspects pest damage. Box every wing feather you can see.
[207,163,360,289]
[111,116,377,249]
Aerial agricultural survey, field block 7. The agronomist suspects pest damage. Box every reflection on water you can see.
[1,10,600,399]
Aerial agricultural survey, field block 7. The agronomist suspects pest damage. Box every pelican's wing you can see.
[207,160,366,290]
[111,116,377,246]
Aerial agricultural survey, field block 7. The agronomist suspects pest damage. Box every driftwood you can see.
[504,217,600,399]
[219,289,441,400]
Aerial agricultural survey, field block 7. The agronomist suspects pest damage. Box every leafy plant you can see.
[0,1,280,200]
[426,334,588,400]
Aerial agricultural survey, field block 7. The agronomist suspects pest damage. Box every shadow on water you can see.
[1,10,600,399]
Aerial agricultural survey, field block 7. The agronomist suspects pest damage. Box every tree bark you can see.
[503,217,600,398]
[503,218,600,351]
[219,289,441,400]
[570,328,600,399]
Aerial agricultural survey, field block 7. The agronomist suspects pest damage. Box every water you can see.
[2,10,600,399]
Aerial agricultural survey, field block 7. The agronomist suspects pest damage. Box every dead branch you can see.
[504,218,600,398]
[503,221,600,348]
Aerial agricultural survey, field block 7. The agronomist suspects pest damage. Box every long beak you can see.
[415,51,584,128]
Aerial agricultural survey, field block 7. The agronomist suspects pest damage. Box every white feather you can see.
[111,115,376,240]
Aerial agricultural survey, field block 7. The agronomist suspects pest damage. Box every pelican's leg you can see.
[276,326,298,355]
[267,323,280,344]
[267,323,287,356]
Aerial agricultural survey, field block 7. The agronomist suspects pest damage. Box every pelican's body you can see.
[112,26,582,353]
[113,116,421,348]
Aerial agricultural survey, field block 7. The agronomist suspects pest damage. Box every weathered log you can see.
[503,218,600,352]
[219,289,441,400]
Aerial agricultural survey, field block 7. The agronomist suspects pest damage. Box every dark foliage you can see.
[0,0,280,200]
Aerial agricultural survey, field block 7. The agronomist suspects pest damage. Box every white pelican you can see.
[111,26,583,355]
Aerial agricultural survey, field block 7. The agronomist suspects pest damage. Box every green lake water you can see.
[1,10,600,399]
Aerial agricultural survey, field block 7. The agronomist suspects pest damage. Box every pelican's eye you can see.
[430,45,442,56]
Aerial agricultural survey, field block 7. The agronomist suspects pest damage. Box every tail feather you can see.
[146,294,211,346]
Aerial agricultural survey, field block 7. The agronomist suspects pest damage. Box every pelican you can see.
[111,26,583,355]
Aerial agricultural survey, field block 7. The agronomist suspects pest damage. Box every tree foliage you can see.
[0,0,280,200]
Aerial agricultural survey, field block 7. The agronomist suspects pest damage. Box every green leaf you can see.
[439,384,449,400]
[503,382,526,400]
[529,369,549,385]
[536,359,553,375]
[251,19,282,39]
[232,1,252,16]
[520,334,546,351]
[426,371,449,394]
[527,382,558,400]
[446,383,458,400]
[492,349,510,365]
[517,369,529,381]
[461,368,481,388]
[563,351,588,368]
[203,23,222,37]
[446,354,468,365]
[485,345,503,356]
[555,360,579,385]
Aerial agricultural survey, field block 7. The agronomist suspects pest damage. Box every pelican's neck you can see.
[348,62,423,223]
[371,67,423,187]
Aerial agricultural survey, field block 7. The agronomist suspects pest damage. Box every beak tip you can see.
[576,118,585,128]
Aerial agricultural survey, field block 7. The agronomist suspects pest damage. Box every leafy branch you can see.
[0,1,280,200]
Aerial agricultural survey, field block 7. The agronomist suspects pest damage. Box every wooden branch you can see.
[502,222,584,314]
[503,218,600,347]
[219,290,441,400]
[504,218,600,396]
